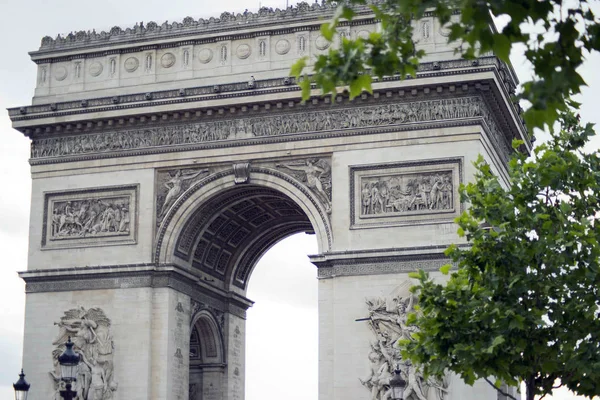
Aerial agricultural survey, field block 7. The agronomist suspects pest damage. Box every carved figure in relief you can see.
[360,293,450,400]
[51,197,130,239]
[159,169,209,220]
[360,350,393,400]
[277,159,332,213]
[361,172,454,217]
[50,307,116,400]
[81,353,107,400]
[403,361,428,400]
[362,183,372,214]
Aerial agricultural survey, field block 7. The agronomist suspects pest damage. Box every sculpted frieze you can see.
[351,159,461,228]
[50,307,117,400]
[30,96,509,162]
[361,171,454,216]
[361,288,449,400]
[42,185,138,249]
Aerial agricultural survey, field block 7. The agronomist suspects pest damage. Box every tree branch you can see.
[484,378,519,400]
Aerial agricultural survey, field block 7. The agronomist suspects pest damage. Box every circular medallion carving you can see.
[54,66,68,81]
[275,39,291,55]
[439,24,451,37]
[89,62,103,77]
[161,52,176,68]
[315,35,330,50]
[357,30,370,40]
[236,44,252,59]
[198,48,213,64]
[124,57,139,72]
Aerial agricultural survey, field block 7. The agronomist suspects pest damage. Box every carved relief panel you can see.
[350,159,462,228]
[50,307,117,400]
[360,283,450,400]
[42,185,138,249]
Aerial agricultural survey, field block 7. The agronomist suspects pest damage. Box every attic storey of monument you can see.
[9,2,528,400]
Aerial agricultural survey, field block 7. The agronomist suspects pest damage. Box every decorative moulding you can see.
[28,95,510,164]
[350,158,463,229]
[41,184,139,250]
[34,2,358,53]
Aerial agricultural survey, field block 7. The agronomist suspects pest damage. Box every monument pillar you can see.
[224,313,246,400]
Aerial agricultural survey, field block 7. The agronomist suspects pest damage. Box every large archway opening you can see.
[245,233,319,400]
[159,173,330,400]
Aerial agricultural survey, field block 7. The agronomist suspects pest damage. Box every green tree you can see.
[401,111,600,400]
[291,0,599,132]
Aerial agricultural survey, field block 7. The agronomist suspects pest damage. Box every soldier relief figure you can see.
[50,198,130,239]
[360,295,449,400]
[50,307,117,400]
[361,172,453,217]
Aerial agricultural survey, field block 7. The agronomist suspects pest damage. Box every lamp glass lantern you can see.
[390,368,407,400]
[13,369,30,400]
[58,337,80,383]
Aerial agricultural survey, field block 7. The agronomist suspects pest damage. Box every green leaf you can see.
[299,77,311,101]
[440,264,452,275]
[349,74,372,99]
[289,57,307,79]
[492,33,511,61]
[320,23,335,42]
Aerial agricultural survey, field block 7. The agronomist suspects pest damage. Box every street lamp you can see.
[13,369,30,400]
[58,337,80,400]
[389,368,407,400]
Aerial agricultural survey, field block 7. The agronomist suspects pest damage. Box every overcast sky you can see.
[0,1,598,400]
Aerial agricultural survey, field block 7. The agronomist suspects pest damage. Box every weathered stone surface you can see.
[11,5,527,400]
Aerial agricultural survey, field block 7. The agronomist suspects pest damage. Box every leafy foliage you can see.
[402,112,600,400]
[291,0,599,132]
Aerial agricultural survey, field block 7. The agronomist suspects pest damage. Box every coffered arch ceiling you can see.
[173,185,314,290]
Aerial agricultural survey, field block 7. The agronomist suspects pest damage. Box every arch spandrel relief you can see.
[154,159,332,289]
[156,167,213,226]
[276,158,332,214]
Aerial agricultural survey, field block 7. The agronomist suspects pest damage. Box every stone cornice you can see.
[310,245,468,278]
[19,263,254,318]
[9,57,515,121]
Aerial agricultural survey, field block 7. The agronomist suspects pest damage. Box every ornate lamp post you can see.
[390,368,407,400]
[13,369,30,400]
[58,337,80,400]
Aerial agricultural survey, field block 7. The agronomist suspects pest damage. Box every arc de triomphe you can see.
[9,3,528,400]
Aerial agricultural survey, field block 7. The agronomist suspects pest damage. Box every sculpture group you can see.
[361,172,453,216]
[30,96,499,160]
[50,307,117,400]
[361,294,449,400]
[51,198,130,239]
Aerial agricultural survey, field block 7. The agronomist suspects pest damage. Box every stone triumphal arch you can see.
[10,3,528,400]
